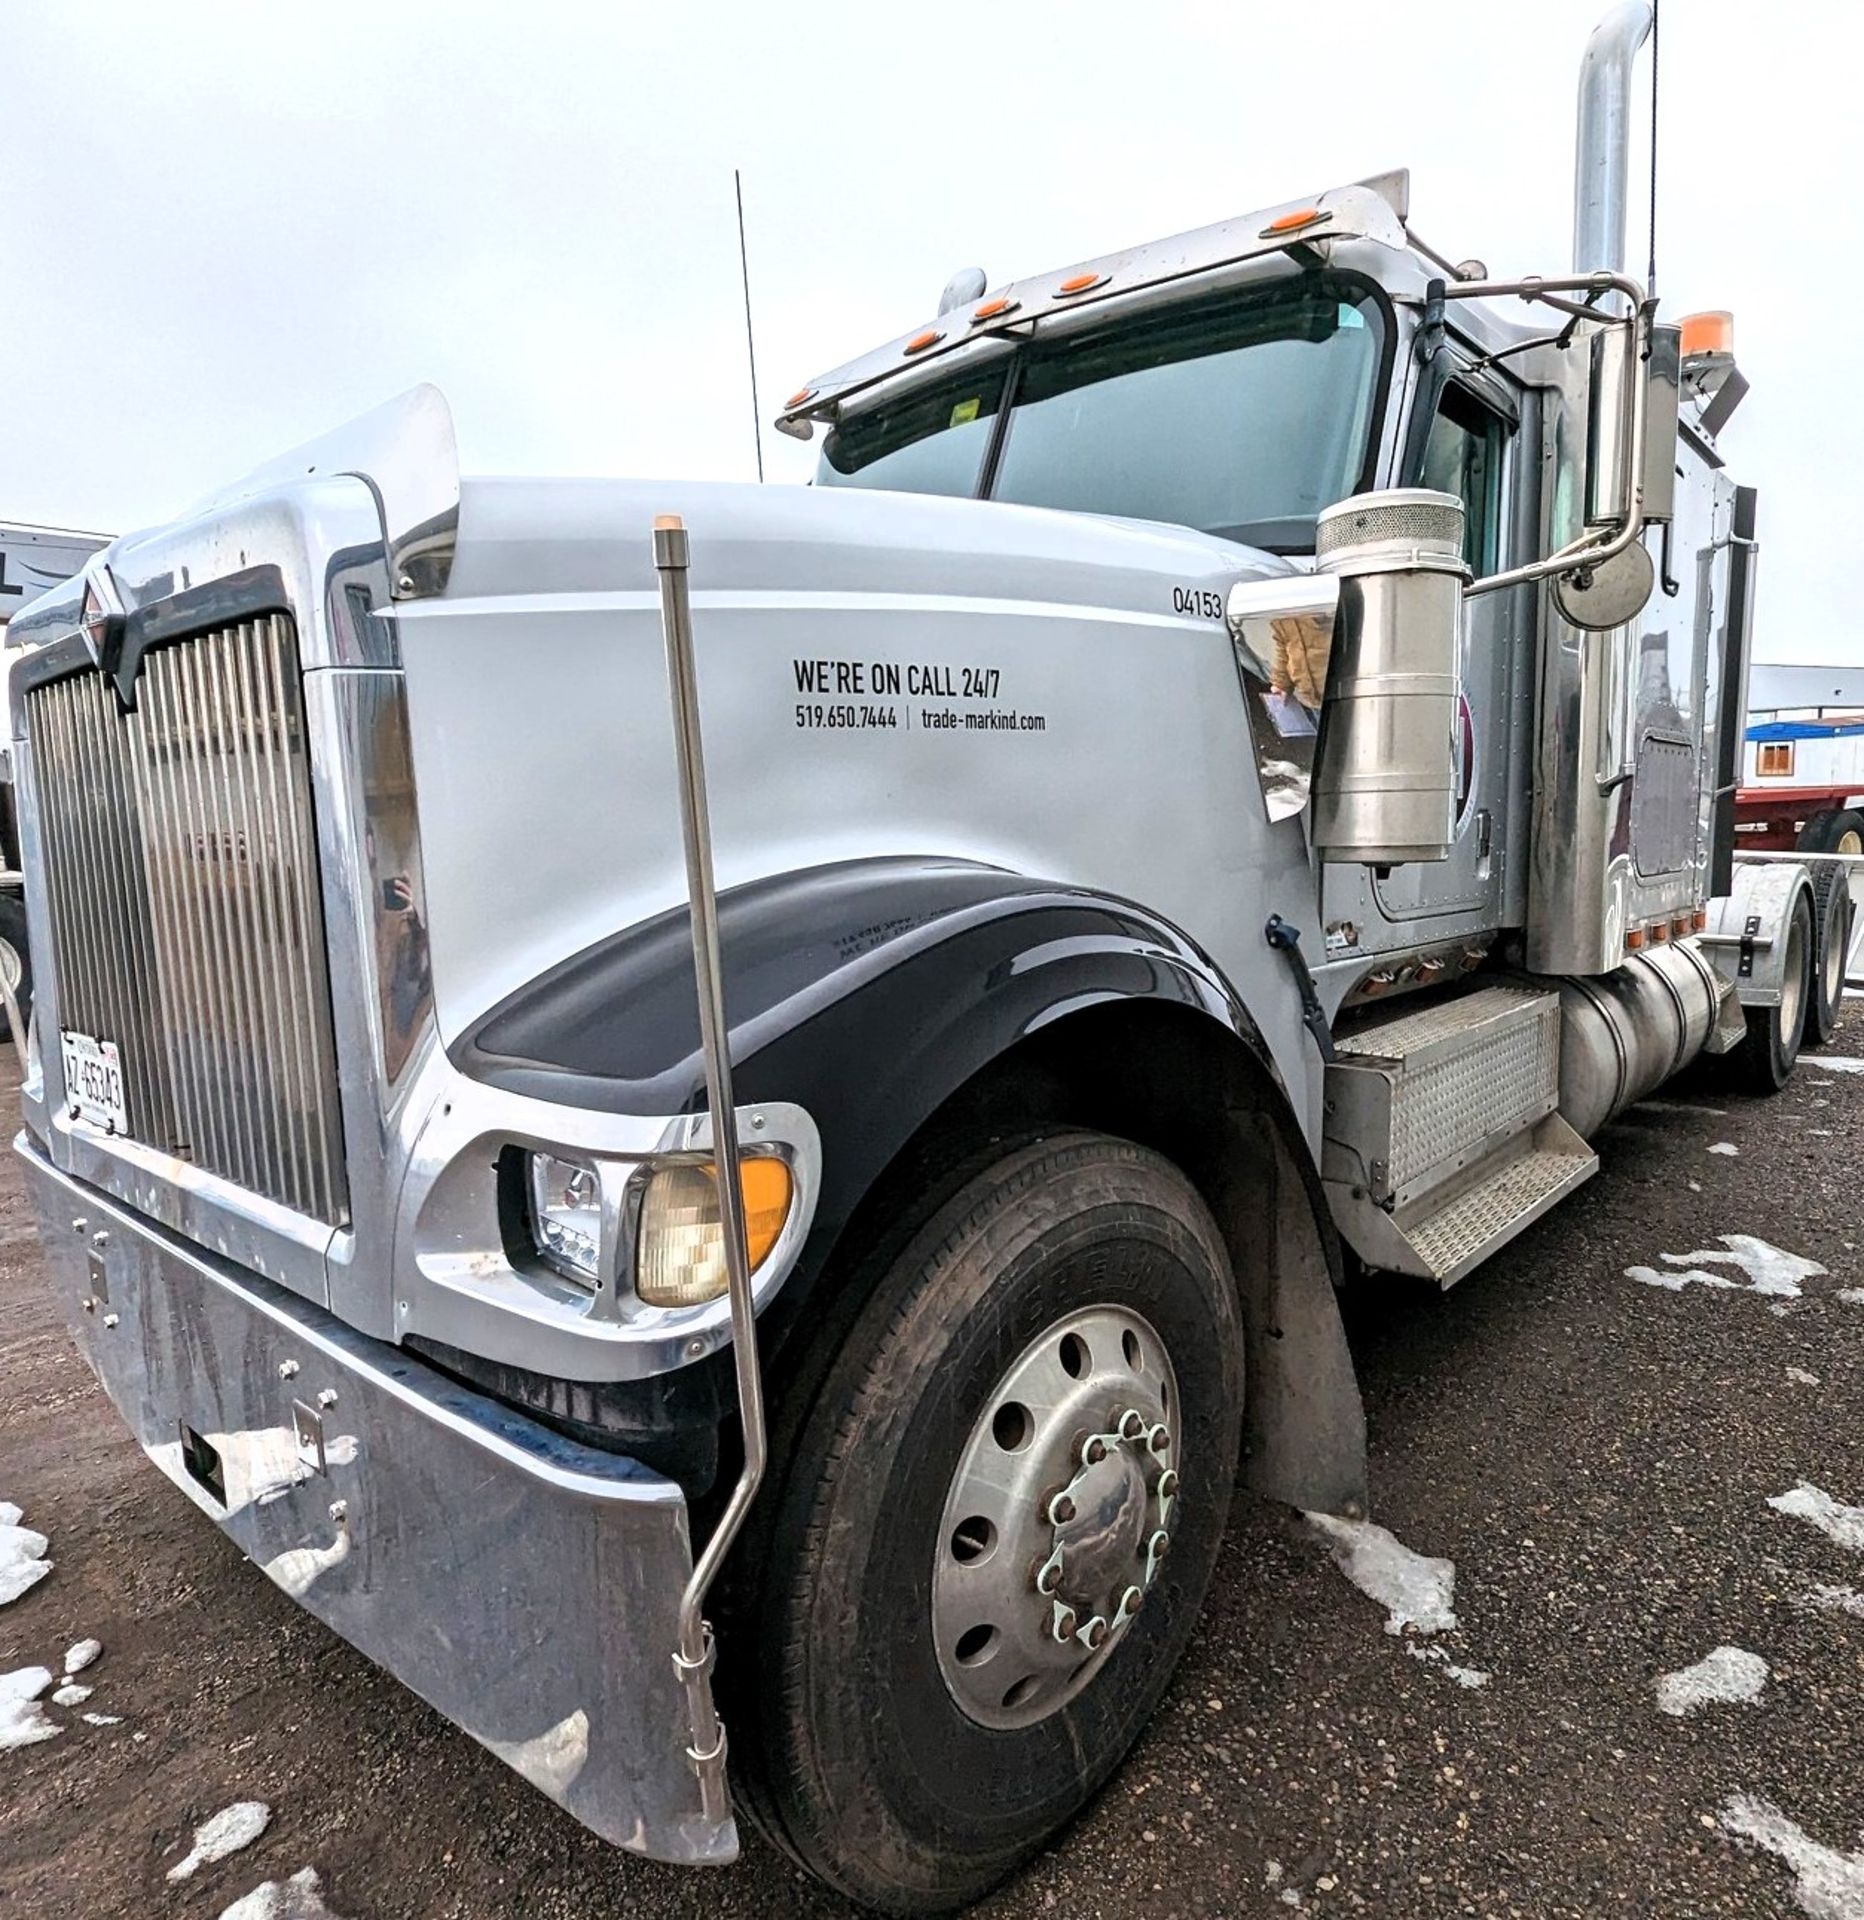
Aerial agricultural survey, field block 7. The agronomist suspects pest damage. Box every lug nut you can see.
[1147,1423,1171,1457]
[1119,1409,1147,1441]
[328,1500,349,1525]
[1157,1469,1179,1499]
[1036,1556,1063,1595]
[1077,1615,1109,1651]
[278,1360,300,1380]
[1121,1584,1144,1617]
[316,1389,339,1410]
[1082,1436,1109,1466]
[1050,1604,1078,1644]
[1048,1493,1076,1527]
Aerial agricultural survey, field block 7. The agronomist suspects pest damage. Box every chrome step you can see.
[1322,985,1599,1287]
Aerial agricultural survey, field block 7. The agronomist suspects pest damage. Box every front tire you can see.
[735,1132,1244,1913]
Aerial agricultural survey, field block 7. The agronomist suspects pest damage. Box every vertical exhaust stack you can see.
[1572,0,1653,276]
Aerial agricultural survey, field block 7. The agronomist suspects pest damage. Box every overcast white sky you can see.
[4,0,1857,663]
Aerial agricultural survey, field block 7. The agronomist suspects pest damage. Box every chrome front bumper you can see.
[20,1132,737,1866]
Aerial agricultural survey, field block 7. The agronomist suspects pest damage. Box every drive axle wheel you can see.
[1736,886,1813,1093]
[1799,810,1861,1048]
[736,1132,1244,1913]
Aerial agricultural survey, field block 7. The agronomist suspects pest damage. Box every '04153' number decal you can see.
[1172,586,1224,621]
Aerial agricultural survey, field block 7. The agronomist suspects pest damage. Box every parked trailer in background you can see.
[0,5,1833,1912]
[0,521,111,1035]
[1735,713,1863,1034]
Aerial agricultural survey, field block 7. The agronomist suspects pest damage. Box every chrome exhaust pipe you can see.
[1573,0,1653,275]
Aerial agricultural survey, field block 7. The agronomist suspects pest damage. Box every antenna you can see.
[734,169,765,483]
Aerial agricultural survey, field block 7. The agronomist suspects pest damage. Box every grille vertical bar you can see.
[26,614,348,1223]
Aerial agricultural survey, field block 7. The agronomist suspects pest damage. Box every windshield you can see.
[816,279,1386,549]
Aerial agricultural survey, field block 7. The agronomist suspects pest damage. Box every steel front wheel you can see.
[735,1132,1245,1913]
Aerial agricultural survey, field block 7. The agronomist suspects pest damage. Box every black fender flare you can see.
[455,857,1366,1514]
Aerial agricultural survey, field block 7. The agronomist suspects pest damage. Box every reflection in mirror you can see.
[1225,574,1340,823]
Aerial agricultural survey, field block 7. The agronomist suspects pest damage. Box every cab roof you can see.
[777,171,1426,434]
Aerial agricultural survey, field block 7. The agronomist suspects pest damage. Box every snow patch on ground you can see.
[1794,1584,1864,1620]
[1655,1645,1769,1716]
[0,1665,60,1751]
[1817,1055,1864,1076]
[218,1867,346,1920]
[81,1713,122,1727]
[1626,1234,1828,1300]
[1789,1368,1822,1386]
[63,1639,100,1676]
[0,1502,51,1609]
[1718,1793,1864,1918]
[169,1801,273,1882]
[1770,1484,1864,1553]
[1305,1514,1458,1636]
[1839,1291,1864,1309]
[1708,1141,1741,1156]
[1405,1642,1491,1688]
[50,1683,92,1708]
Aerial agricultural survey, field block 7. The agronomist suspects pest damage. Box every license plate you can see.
[60,1030,128,1135]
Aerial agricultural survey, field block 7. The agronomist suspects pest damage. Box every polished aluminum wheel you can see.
[1780,902,1808,1047]
[931,1304,1179,1730]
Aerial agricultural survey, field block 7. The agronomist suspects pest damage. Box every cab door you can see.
[1321,367,1529,951]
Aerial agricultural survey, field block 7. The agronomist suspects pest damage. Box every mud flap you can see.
[1215,1111,1368,1520]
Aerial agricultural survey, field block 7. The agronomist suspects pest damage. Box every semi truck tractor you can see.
[5,3,1820,1910]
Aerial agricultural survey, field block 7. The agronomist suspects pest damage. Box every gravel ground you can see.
[3,1016,1863,1919]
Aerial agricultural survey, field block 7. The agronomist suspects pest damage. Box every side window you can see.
[1420,382,1507,572]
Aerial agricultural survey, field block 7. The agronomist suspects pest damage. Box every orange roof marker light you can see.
[784,386,817,410]
[970,295,1019,325]
[1055,271,1106,296]
[1680,310,1734,358]
[902,329,943,356]
[1262,206,1328,238]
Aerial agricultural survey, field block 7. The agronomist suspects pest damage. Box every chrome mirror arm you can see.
[1427,271,1651,600]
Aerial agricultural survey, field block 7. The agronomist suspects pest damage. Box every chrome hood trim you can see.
[186,383,460,601]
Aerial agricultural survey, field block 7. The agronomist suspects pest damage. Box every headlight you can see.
[636,1156,793,1309]
[527,1152,602,1288]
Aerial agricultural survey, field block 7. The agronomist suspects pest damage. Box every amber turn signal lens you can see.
[1263,206,1326,236]
[1680,310,1734,358]
[635,1156,794,1309]
[903,329,943,355]
[1056,271,1104,295]
[971,295,1018,323]
[785,386,816,409]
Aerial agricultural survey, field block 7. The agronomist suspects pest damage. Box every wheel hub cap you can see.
[931,1305,1180,1729]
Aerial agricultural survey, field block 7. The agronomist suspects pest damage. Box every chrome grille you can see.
[28,615,347,1222]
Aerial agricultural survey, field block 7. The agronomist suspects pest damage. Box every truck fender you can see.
[458,855,1367,1516]
[1701,860,1816,1011]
